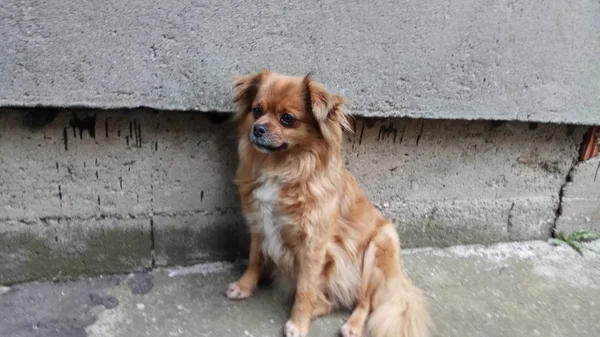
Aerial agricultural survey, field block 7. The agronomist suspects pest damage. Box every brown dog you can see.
[226,70,432,337]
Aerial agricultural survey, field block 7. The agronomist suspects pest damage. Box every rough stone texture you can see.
[1,1,600,124]
[347,118,584,247]
[0,109,585,284]
[556,157,600,233]
[82,241,599,337]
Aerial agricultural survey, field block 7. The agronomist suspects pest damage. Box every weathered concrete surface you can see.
[0,272,158,337]
[3,241,597,337]
[556,157,600,233]
[0,218,152,285]
[348,118,584,247]
[153,212,248,266]
[1,1,600,124]
[0,275,122,337]
[0,109,586,284]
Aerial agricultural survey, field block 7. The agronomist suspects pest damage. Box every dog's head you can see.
[232,70,351,154]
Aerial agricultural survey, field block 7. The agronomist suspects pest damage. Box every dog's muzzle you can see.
[249,124,288,152]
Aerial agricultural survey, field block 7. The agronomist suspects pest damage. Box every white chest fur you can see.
[246,178,289,264]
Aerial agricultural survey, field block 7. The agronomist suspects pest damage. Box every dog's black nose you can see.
[253,124,268,137]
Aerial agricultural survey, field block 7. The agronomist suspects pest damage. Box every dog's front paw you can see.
[340,322,362,337]
[284,320,307,337]
[225,281,253,300]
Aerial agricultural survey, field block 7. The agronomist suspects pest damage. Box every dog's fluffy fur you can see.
[226,70,432,337]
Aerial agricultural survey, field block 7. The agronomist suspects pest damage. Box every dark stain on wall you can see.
[377,121,398,143]
[133,121,139,147]
[397,123,408,145]
[105,118,110,138]
[125,119,143,147]
[415,120,425,146]
[22,108,60,129]
[363,118,377,129]
[69,113,97,139]
[205,111,231,125]
[359,122,365,145]
[490,120,507,129]
[137,122,142,147]
[62,128,68,151]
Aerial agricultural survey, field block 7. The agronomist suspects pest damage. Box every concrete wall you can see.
[0,109,586,284]
[1,0,600,124]
[556,158,600,233]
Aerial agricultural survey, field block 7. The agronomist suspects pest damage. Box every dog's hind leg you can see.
[340,236,379,337]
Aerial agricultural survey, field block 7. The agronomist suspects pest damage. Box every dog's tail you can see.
[367,275,432,337]
[364,226,432,337]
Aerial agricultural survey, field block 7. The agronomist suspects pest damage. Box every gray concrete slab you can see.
[1,241,599,337]
[1,1,599,124]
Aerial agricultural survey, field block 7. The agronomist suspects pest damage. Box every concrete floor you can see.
[1,240,599,337]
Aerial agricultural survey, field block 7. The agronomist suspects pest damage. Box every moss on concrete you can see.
[397,219,509,248]
[153,213,248,267]
[0,218,151,285]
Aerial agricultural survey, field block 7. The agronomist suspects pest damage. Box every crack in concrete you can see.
[551,129,594,237]
[506,202,515,234]
[150,219,156,268]
[415,119,425,145]
[551,157,579,238]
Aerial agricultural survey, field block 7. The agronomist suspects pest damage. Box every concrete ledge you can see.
[1,1,600,124]
[0,108,587,284]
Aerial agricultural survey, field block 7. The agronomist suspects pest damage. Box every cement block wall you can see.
[0,109,587,284]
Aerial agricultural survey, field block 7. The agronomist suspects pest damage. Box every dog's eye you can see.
[280,113,296,127]
[252,107,263,119]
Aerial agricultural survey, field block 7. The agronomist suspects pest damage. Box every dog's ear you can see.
[303,74,352,146]
[303,73,334,122]
[232,69,269,122]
